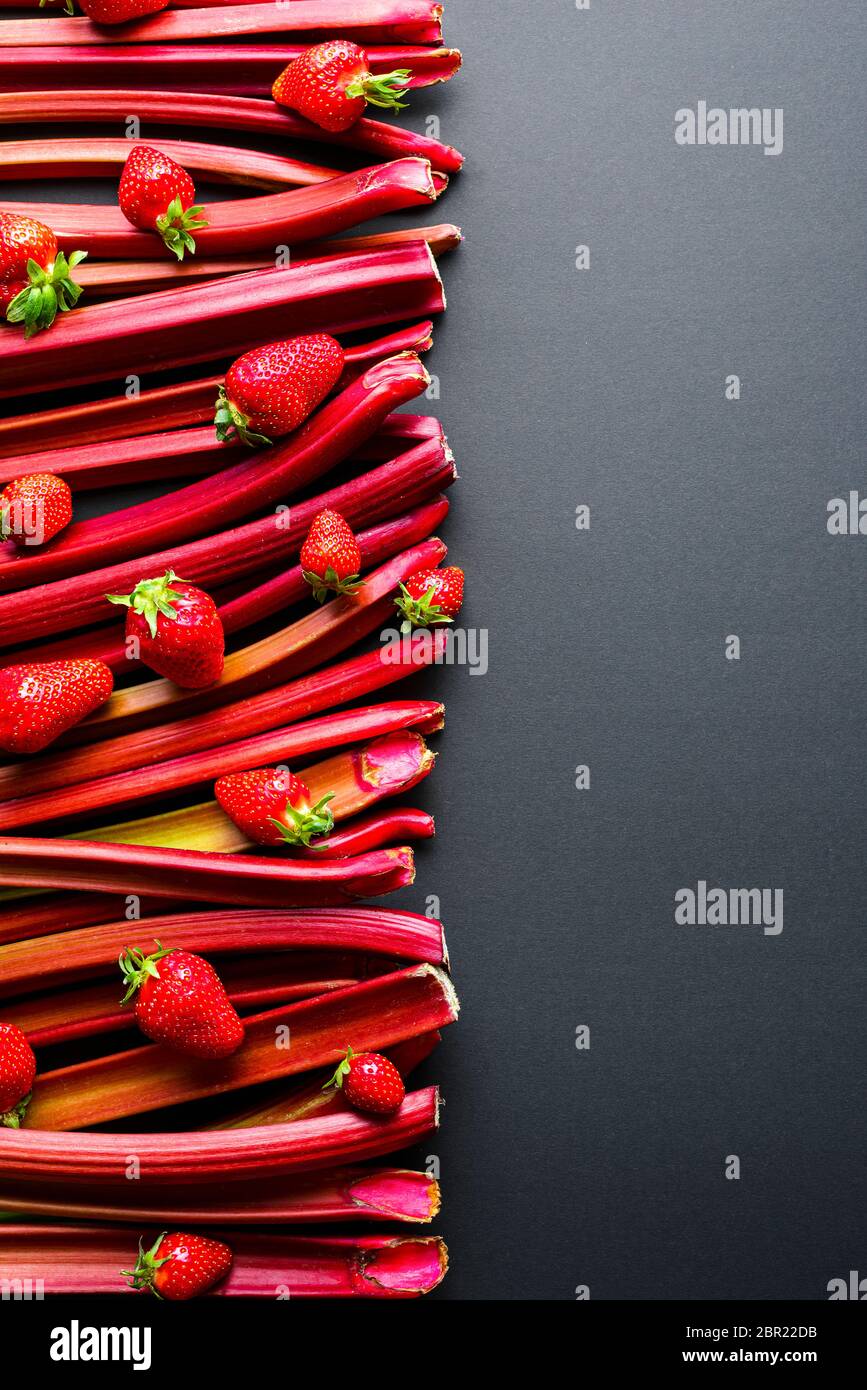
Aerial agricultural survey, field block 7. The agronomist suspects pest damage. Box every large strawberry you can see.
[324,1045,405,1115]
[118,145,207,261]
[0,1022,36,1129]
[0,659,113,754]
[107,570,224,689]
[272,39,411,132]
[0,473,72,548]
[80,0,169,21]
[215,767,334,848]
[0,211,86,338]
[214,334,344,447]
[300,508,362,602]
[124,1232,233,1301]
[395,566,464,632]
[119,942,245,1059]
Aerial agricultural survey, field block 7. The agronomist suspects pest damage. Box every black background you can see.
[3,0,867,1302]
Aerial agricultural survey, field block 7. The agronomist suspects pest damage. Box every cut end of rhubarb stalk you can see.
[361,350,430,394]
[348,1171,441,1224]
[356,1237,448,1296]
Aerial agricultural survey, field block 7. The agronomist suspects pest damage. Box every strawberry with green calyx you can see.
[0,1022,36,1130]
[0,473,72,548]
[119,941,244,1059]
[106,570,224,688]
[123,1231,233,1301]
[118,145,207,261]
[395,566,465,634]
[324,1045,405,1115]
[214,334,344,448]
[1,211,87,339]
[0,659,113,755]
[272,40,411,134]
[215,767,335,848]
[300,508,362,603]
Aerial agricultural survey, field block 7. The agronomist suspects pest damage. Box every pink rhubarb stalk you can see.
[0,89,464,174]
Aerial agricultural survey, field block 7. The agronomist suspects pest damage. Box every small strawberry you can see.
[118,145,207,261]
[0,211,86,338]
[119,942,244,1059]
[0,473,72,548]
[272,39,411,133]
[300,509,362,602]
[107,570,224,689]
[215,767,334,848]
[324,1045,405,1115]
[0,1022,36,1129]
[395,566,464,632]
[0,659,113,754]
[214,334,344,447]
[123,1231,233,1301]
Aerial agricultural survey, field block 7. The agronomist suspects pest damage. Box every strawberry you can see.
[107,570,224,689]
[324,1045,405,1115]
[0,473,72,548]
[300,509,362,602]
[0,1022,36,1129]
[0,659,113,755]
[214,334,344,448]
[118,145,207,261]
[123,1231,233,1301]
[395,566,464,632]
[215,767,334,848]
[0,211,86,338]
[272,39,411,133]
[119,942,245,1059]
[80,0,169,20]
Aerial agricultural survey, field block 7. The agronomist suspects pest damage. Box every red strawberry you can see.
[215,767,334,848]
[80,0,169,21]
[0,1022,36,1129]
[118,145,207,260]
[300,509,362,602]
[119,942,245,1059]
[124,1231,233,1301]
[0,659,113,754]
[395,566,464,632]
[107,570,224,689]
[325,1046,405,1115]
[0,473,72,548]
[215,334,344,447]
[272,39,411,132]
[0,211,86,338]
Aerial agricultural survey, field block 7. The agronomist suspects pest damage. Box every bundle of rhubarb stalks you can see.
[0,0,463,1300]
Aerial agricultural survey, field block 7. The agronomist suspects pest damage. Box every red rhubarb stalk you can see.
[0,893,191,949]
[0,1226,448,1297]
[1,953,379,1048]
[24,968,455,1129]
[0,158,442,264]
[0,90,464,174]
[0,434,455,645]
[299,806,435,859]
[0,137,339,189]
[0,907,446,999]
[0,1168,441,1226]
[0,2,445,47]
[0,350,430,592]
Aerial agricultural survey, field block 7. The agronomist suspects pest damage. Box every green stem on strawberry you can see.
[121,1231,170,1298]
[0,1092,31,1130]
[118,941,176,1005]
[345,68,412,113]
[5,250,87,339]
[395,581,453,634]
[301,564,362,604]
[269,791,335,848]
[106,570,184,640]
[154,197,208,262]
[213,385,272,448]
[323,1043,356,1092]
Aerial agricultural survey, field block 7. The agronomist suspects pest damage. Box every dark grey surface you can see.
[4,0,867,1300]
